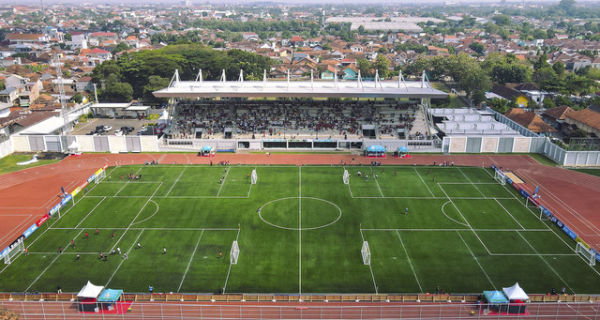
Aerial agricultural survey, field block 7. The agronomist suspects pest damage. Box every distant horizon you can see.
[3,0,599,6]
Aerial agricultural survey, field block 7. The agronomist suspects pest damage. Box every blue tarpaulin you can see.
[97,289,123,302]
[366,145,386,153]
[483,290,509,304]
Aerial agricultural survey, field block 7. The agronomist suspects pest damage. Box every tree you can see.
[357,25,365,35]
[143,76,169,103]
[558,0,576,15]
[469,42,485,56]
[492,15,510,26]
[113,42,131,53]
[64,33,72,42]
[543,97,556,108]
[357,58,373,77]
[374,54,391,78]
[72,93,84,104]
[552,61,565,76]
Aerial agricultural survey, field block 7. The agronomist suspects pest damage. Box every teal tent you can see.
[398,146,409,153]
[97,289,123,303]
[483,290,509,304]
[201,145,213,152]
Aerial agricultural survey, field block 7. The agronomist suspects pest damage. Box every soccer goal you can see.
[343,169,350,185]
[576,242,596,266]
[95,169,107,184]
[230,241,240,264]
[494,169,507,186]
[361,241,371,265]
[3,240,24,265]
[251,169,257,185]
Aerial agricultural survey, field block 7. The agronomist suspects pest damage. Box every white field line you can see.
[101,181,162,184]
[177,229,205,292]
[395,230,423,293]
[50,227,239,231]
[413,168,435,197]
[370,167,384,198]
[441,200,470,227]
[223,227,241,294]
[84,195,250,199]
[516,231,574,294]
[73,197,107,229]
[109,182,162,253]
[438,183,493,255]
[480,167,580,253]
[349,196,513,200]
[360,229,379,294]
[456,231,496,289]
[361,228,551,232]
[25,229,85,291]
[298,166,302,295]
[105,229,145,287]
[458,167,486,198]
[164,167,187,197]
[216,167,230,197]
[113,167,143,196]
[494,199,526,230]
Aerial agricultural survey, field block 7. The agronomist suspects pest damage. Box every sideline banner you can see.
[23,224,38,238]
[60,194,72,207]
[36,214,50,227]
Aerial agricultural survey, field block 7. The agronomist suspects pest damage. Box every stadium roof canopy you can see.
[153,70,448,99]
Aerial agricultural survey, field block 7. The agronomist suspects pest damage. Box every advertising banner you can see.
[87,174,96,183]
[60,194,72,207]
[561,226,577,240]
[23,224,38,239]
[71,186,82,197]
[36,214,50,227]
[49,203,61,216]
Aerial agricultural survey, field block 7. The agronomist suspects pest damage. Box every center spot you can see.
[258,197,342,230]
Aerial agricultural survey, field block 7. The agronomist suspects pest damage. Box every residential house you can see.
[76,76,93,92]
[505,108,557,135]
[242,32,259,41]
[5,33,49,45]
[489,83,529,107]
[88,32,118,47]
[564,108,600,137]
[79,48,113,65]
[542,106,572,131]
[67,32,87,49]
[342,65,358,80]
[0,87,19,105]
[320,65,336,80]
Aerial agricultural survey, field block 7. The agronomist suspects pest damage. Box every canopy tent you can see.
[201,145,213,152]
[77,281,104,299]
[366,145,386,153]
[198,145,214,157]
[398,146,409,153]
[483,290,509,304]
[97,289,123,303]
[503,283,529,301]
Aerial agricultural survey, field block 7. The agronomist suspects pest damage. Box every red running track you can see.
[1,300,599,319]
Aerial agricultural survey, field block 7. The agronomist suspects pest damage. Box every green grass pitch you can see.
[2,164,600,294]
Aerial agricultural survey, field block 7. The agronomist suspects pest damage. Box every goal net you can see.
[3,240,24,265]
[251,169,257,185]
[95,169,107,184]
[576,242,596,266]
[494,169,507,186]
[361,241,371,265]
[343,169,350,185]
[230,241,240,264]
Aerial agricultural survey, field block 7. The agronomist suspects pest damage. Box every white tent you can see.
[502,282,529,301]
[77,281,105,299]
[68,140,80,150]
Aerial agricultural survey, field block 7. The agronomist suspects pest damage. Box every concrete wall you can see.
[0,138,13,158]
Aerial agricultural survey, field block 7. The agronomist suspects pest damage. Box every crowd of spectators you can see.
[170,99,418,139]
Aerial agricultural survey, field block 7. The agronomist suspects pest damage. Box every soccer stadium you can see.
[1,73,600,319]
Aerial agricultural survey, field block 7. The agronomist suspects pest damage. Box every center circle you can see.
[258,197,342,230]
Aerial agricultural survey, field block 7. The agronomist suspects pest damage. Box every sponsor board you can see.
[36,214,50,227]
[23,224,38,238]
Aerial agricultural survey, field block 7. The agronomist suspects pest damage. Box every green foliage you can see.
[64,33,72,42]
[558,0,576,15]
[552,61,565,76]
[543,97,556,108]
[492,14,510,26]
[394,42,428,54]
[487,97,516,114]
[374,54,391,78]
[72,93,84,104]
[143,76,169,103]
[357,58,373,77]
[92,44,271,101]
[0,80,4,91]
[481,53,532,84]
[469,42,485,56]
[113,42,131,53]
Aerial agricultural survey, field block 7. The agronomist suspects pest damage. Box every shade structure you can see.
[503,282,529,301]
[201,145,213,152]
[398,146,409,153]
[77,281,104,299]
[366,145,386,153]
[483,290,509,304]
[97,289,123,303]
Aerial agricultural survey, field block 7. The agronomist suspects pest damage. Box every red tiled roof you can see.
[565,108,600,131]
[543,106,572,121]
[505,109,557,133]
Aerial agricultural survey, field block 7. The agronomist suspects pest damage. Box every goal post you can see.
[343,169,350,185]
[230,241,240,265]
[251,169,257,185]
[95,169,106,184]
[494,169,507,186]
[361,241,371,265]
[576,242,596,266]
[3,240,24,265]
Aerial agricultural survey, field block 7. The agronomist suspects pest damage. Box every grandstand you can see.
[430,108,521,137]
[153,70,447,148]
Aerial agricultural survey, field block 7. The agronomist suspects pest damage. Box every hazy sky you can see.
[2,0,577,5]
